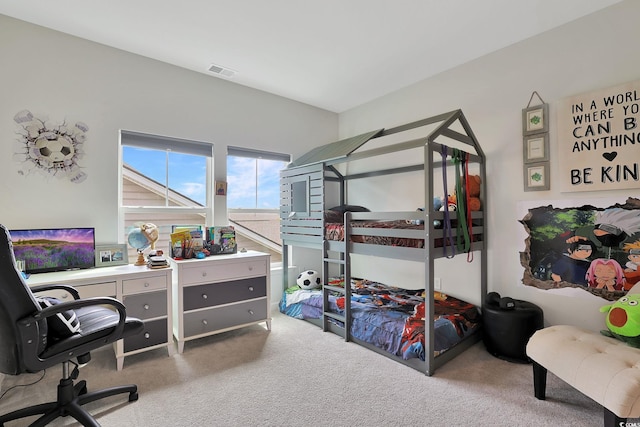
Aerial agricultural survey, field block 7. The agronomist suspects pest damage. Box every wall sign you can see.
[557,80,640,192]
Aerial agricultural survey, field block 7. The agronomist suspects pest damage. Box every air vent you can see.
[208,63,237,78]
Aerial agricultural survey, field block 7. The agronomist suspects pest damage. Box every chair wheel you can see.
[129,391,138,402]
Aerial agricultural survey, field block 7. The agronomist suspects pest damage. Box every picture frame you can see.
[524,162,550,192]
[523,133,549,163]
[522,103,549,135]
[95,244,128,267]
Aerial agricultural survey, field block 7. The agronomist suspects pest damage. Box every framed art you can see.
[522,103,548,135]
[524,162,550,191]
[95,244,128,267]
[523,133,549,163]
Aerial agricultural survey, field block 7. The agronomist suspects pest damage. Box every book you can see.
[207,226,237,255]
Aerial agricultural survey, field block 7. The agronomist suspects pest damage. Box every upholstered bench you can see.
[526,324,640,427]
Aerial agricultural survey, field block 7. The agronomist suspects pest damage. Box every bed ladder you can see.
[321,237,351,342]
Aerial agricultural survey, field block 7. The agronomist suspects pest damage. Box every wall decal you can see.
[12,109,88,183]
[557,79,640,192]
[520,197,640,301]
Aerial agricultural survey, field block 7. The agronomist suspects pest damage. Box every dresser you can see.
[169,251,271,353]
[26,264,173,370]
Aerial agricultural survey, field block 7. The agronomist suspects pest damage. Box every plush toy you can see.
[467,175,482,211]
[600,293,640,347]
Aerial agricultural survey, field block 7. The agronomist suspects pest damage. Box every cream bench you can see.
[527,324,640,427]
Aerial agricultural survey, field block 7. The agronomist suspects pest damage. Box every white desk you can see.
[27,264,174,370]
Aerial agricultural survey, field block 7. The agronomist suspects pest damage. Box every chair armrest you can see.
[17,297,129,372]
[30,284,81,300]
[33,297,127,338]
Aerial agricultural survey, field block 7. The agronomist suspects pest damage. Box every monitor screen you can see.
[10,228,96,274]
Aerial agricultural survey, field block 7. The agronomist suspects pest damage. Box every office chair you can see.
[0,224,144,427]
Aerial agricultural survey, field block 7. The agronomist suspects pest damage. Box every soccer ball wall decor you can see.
[13,109,88,183]
[296,270,321,290]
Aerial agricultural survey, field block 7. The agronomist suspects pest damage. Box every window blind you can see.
[227,146,290,162]
[121,130,213,157]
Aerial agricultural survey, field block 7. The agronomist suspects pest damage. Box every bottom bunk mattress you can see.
[279,278,481,360]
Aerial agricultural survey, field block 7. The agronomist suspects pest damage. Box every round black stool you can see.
[482,294,543,363]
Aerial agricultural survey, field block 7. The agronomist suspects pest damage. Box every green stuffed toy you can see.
[600,294,640,347]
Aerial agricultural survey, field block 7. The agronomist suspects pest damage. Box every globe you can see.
[127,229,151,252]
[127,223,159,266]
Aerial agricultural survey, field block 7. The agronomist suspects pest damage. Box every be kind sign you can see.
[557,79,640,192]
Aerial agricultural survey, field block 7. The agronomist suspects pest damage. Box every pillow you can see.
[324,210,343,223]
[328,205,370,214]
[36,296,80,341]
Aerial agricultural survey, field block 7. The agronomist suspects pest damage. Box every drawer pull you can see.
[201,271,207,277]
[202,294,208,299]
[144,282,150,288]
[143,304,150,310]
[248,286,254,292]
[248,266,253,271]
[144,333,150,339]
[248,310,254,315]
[202,319,208,325]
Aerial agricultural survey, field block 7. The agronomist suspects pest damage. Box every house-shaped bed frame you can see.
[280,110,487,375]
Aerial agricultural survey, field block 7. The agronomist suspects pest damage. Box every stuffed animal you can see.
[467,175,481,211]
[600,293,640,347]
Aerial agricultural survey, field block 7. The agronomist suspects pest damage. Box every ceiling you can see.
[0,0,623,113]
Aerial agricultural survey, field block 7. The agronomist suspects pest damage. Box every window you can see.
[227,147,290,263]
[226,147,290,210]
[120,131,213,258]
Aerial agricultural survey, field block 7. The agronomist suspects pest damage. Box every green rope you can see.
[452,149,471,252]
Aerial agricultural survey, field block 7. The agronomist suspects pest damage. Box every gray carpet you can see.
[1,311,605,426]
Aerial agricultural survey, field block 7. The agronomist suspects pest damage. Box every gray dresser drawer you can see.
[183,277,266,311]
[123,290,167,320]
[123,318,168,353]
[183,299,267,337]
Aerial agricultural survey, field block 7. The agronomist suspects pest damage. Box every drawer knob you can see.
[202,319,208,325]
[202,271,207,277]
[248,266,253,271]
[144,333,150,339]
[248,286,254,292]
[248,310,254,315]
[143,304,150,310]
[144,282,150,287]
[202,294,208,299]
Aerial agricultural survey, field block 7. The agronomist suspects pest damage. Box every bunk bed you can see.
[279,110,487,376]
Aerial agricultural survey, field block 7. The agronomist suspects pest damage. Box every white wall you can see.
[0,15,337,244]
[338,0,640,331]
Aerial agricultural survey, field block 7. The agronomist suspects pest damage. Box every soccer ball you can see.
[33,133,76,168]
[297,270,321,290]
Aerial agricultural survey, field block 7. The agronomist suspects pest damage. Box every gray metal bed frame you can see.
[279,110,487,375]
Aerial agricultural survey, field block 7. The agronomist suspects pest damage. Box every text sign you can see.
[557,80,640,192]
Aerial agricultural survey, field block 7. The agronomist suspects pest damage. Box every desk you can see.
[26,264,173,370]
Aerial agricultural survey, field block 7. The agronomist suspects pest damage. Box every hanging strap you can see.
[463,152,474,262]
[452,149,471,253]
[441,144,455,259]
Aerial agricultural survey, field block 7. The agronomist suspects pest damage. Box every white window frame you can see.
[118,130,215,240]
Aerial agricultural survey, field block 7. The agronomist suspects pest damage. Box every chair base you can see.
[0,374,138,427]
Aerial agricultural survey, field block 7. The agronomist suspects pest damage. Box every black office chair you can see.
[0,224,144,427]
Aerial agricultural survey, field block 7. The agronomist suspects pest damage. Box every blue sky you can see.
[123,147,286,208]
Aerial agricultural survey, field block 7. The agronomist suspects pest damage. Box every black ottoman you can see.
[482,294,543,363]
